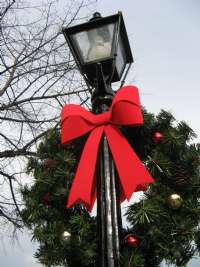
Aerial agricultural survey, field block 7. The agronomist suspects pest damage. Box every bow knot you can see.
[61,86,154,211]
[93,113,110,126]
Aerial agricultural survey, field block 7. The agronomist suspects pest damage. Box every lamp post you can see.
[62,12,133,267]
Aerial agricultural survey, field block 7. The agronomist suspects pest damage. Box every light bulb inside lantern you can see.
[86,25,113,62]
[87,35,111,61]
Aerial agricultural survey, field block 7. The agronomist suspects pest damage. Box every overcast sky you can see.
[1,0,200,266]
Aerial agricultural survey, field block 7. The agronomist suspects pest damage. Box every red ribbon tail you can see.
[105,125,154,202]
[66,126,104,210]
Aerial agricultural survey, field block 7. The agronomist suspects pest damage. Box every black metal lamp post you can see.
[62,12,133,267]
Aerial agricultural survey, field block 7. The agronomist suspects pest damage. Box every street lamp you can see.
[62,12,133,267]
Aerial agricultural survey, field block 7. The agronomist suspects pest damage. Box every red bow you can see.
[61,86,154,211]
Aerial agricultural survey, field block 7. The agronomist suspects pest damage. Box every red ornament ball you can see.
[124,234,139,248]
[42,158,56,171]
[153,132,163,143]
[41,192,51,205]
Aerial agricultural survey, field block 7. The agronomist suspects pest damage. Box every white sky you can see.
[1,0,200,266]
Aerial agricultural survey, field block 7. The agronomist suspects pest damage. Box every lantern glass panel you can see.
[115,35,126,78]
[71,23,115,64]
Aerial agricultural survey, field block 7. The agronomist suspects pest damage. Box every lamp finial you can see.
[90,12,102,21]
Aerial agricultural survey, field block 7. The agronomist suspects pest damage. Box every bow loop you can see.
[110,86,143,126]
[61,105,95,144]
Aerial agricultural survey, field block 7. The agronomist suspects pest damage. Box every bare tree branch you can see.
[0,57,18,96]
[0,0,95,230]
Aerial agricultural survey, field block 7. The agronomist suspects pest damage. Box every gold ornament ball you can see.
[168,194,183,209]
[62,231,71,242]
